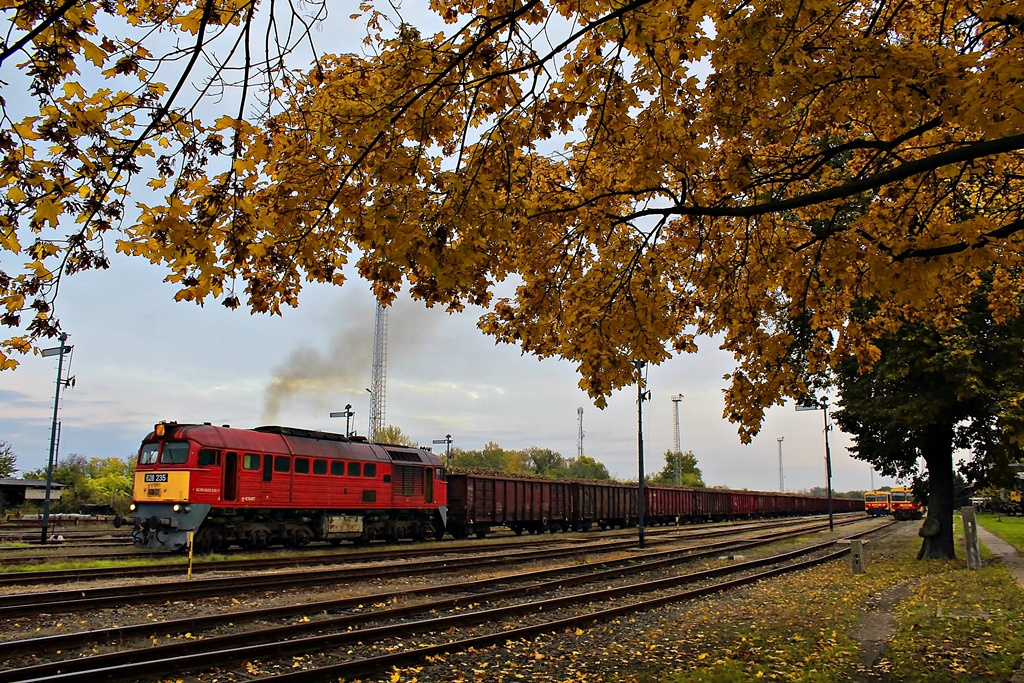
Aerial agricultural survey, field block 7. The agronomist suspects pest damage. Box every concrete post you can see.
[961,506,982,570]
[851,539,866,574]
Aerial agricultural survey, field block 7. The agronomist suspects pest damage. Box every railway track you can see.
[0,517,859,617]
[0,518,894,683]
[0,513,860,583]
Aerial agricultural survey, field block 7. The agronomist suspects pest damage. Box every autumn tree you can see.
[23,453,135,513]
[448,442,528,472]
[649,450,704,487]
[374,425,419,448]
[4,2,1024,512]
[0,441,16,478]
[833,285,1024,559]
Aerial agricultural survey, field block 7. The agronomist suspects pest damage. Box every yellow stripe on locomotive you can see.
[134,470,191,502]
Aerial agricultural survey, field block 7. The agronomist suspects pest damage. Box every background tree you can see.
[0,441,16,478]
[23,453,135,513]
[833,285,1024,559]
[649,450,705,487]
[448,443,528,473]
[521,447,568,478]
[374,425,419,448]
[565,456,611,481]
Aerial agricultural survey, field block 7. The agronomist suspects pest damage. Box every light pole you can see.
[40,333,74,545]
[796,396,834,531]
[329,404,355,437]
[634,360,650,549]
[776,436,785,492]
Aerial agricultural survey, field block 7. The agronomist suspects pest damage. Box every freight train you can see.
[122,422,864,551]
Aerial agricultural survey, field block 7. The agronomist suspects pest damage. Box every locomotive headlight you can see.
[172,504,181,512]
[129,503,136,512]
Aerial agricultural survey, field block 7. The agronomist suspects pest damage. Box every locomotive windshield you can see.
[139,442,159,464]
[160,441,190,464]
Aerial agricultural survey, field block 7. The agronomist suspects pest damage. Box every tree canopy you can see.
[3,0,1023,440]
[833,283,1024,558]
[649,449,704,487]
[0,441,16,478]
[22,453,135,512]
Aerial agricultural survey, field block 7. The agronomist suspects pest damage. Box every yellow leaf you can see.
[81,39,107,67]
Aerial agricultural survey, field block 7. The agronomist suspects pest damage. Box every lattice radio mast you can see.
[368,302,388,441]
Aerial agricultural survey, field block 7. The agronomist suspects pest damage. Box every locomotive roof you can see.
[146,422,443,466]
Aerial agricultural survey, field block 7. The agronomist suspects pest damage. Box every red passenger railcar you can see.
[127,422,447,551]
[445,472,572,538]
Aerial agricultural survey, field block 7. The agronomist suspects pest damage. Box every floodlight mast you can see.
[671,394,683,486]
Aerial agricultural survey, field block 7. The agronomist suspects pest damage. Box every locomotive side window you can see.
[347,462,360,477]
[140,442,159,464]
[263,454,273,482]
[274,455,290,473]
[198,449,220,466]
[294,457,310,474]
[313,459,327,475]
[331,461,344,476]
[160,441,190,464]
[242,453,260,470]
[364,463,377,478]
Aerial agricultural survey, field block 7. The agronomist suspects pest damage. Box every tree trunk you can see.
[917,421,957,560]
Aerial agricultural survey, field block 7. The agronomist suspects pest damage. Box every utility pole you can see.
[634,361,650,549]
[777,436,785,492]
[796,396,834,531]
[671,394,683,486]
[577,406,584,458]
[368,302,387,442]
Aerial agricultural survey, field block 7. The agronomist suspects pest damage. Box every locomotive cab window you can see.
[139,442,159,465]
[242,453,260,470]
[347,462,360,477]
[198,449,220,466]
[160,441,190,464]
[331,461,344,476]
[294,457,310,474]
[274,455,290,473]
[363,463,376,478]
[313,459,327,475]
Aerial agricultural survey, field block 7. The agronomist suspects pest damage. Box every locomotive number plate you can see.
[144,473,169,483]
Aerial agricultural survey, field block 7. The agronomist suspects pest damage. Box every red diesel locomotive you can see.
[126,422,447,551]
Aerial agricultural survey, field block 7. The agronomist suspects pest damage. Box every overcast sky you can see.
[0,247,899,494]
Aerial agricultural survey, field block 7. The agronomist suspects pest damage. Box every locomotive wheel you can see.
[249,527,271,550]
[289,528,312,547]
